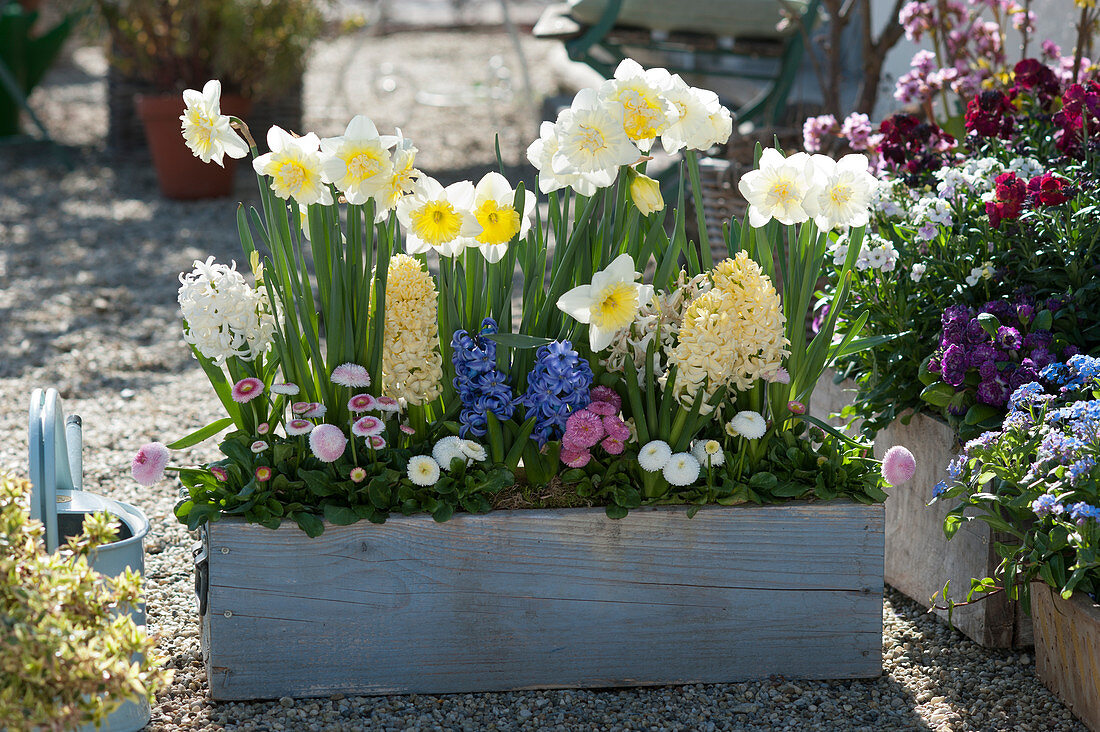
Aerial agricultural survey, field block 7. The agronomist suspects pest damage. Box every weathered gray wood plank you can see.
[203,502,884,699]
[1033,582,1100,731]
[874,413,1031,647]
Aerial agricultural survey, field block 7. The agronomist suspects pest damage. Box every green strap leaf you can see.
[166,417,235,450]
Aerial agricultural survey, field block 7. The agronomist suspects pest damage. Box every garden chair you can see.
[533,0,821,126]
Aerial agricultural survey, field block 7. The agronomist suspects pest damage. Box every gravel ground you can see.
[0,18,1089,732]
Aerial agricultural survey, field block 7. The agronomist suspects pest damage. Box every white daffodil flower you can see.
[658,74,721,154]
[599,58,676,152]
[469,171,536,263]
[526,121,613,196]
[396,175,479,258]
[320,115,396,205]
[736,148,816,228]
[252,126,333,206]
[556,253,654,352]
[552,88,640,179]
[803,154,877,231]
[179,79,249,166]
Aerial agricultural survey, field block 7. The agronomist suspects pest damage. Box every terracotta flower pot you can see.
[135,93,250,200]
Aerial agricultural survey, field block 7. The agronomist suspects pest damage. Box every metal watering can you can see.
[28,388,152,732]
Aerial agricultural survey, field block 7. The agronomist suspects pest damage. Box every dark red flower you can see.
[1027,172,1072,206]
[877,114,956,180]
[1054,81,1100,156]
[986,172,1026,228]
[1012,58,1059,101]
[964,90,1015,138]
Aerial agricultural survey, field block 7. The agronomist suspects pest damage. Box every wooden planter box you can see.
[1033,582,1100,731]
[197,501,885,700]
[812,373,1031,648]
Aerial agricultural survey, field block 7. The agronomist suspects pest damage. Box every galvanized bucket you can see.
[28,388,152,732]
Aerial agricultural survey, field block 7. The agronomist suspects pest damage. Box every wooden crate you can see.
[1033,582,1100,731]
[812,373,1031,648]
[198,502,885,700]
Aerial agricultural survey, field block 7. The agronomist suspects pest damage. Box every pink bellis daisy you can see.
[601,436,625,455]
[399,424,416,435]
[250,440,269,453]
[560,445,592,468]
[564,409,605,449]
[231,377,264,403]
[767,367,791,384]
[131,442,170,486]
[210,466,229,482]
[589,385,622,411]
[255,466,273,482]
[286,419,313,436]
[348,394,377,413]
[270,382,300,396]
[352,415,385,437]
[587,400,618,417]
[257,422,270,435]
[349,466,368,483]
[602,416,632,441]
[787,401,807,415]
[882,445,917,486]
[292,401,311,414]
[368,435,386,449]
[373,396,401,413]
[303,402,327,419]
[331,362,372,388]
[309,424,347,462]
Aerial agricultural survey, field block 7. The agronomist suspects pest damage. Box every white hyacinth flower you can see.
[252,126,333,206]
[599,59,676,152]
[469,172,536,263]
[177,256,275,365]
[803,154,877,231]
[180,80,249,167]
[526,121,613,196]
[320,115,396,205]
[396,175,479,258]
[556,253,654,352]
[737,148,816,228]
[552,88,640,179]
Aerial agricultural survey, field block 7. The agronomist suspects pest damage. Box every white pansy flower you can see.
[178,256,275,364]
[180,79,249,166]
[320,115,396,205]
[556,253,654,352]
[252,126,333,206]
[599,58,676,152]
[804,154,876,231]
[526,121,613,196]
[553,88,641,179]
[737,148,816,227]
[468,172,536,263]
[396,175,479,258]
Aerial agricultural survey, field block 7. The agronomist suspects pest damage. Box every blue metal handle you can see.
[28,388,81,552]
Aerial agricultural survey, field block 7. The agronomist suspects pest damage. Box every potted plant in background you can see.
[93,0,321,199]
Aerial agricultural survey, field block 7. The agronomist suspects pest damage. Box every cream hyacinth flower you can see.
[557,253,654,352]
[469,172,536,263]
[526,121,613,196]
[599,59,676,152]
[396,176,479,258]
[803,154,877,231]
[552,88,640,178]
[180,80,249,166]
[382,254,443,405]
[252,126,333,206]
[320,115,396,205]
[737,148,816,227]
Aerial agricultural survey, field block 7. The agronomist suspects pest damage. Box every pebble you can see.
[1,10,1090,732]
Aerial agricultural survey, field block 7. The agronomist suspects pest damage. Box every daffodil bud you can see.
[627,169,664,215]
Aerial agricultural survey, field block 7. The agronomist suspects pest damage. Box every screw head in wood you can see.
[224,610,232,618]
[221,547,230,554]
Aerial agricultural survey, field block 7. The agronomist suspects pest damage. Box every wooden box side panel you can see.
[203,502,885,700]
[1033,583,1100,732]
[876,413,1028,647]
